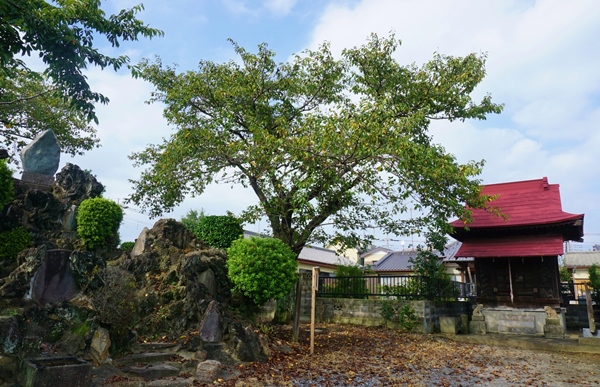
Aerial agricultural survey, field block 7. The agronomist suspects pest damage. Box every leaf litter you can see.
[202,324,600,387]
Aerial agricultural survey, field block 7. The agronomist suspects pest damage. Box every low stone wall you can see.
[297,275,469,333]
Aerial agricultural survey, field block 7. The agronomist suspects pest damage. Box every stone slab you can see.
[22,357,91,387]
[498,314,536,334]
[121,364,180,380]
[439,316,459,335]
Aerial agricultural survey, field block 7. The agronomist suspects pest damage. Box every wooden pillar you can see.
[310,266,320,355]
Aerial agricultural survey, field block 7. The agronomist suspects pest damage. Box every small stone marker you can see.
[31,249,79,305]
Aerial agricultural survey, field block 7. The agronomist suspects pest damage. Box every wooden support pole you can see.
[310,266,319,355]
[292,276,302,342]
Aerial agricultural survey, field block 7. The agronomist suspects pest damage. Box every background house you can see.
[564,251,600,282]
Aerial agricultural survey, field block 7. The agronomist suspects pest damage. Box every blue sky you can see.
[46,0,600,249]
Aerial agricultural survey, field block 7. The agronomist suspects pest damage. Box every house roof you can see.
[360,246,393,258]
[297,245,354,268]
[372,250,420,272]
[454,234,564,258]
[450,177,583,231]
[564,251,600,268]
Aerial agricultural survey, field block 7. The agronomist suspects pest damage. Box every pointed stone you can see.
[20,130,60,175]
[199,301,222,343]
[90,327,111,366]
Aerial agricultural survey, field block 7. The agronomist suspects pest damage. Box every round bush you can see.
[0,227,31,262]
[196,215,243,249]
[77,197,123,250]
[227,237,298,306]
[0,159,14,209]
[120,241,135,251]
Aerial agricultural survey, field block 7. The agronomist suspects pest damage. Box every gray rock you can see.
[195,359,222,383]
[131,227,150,258]
[199,301,222,342]
[90,327,111,366]
[61,204,77,231]
[20,130,60,175]
[31,249,79,305]
[0,316,24,355]
[198,268,217,297]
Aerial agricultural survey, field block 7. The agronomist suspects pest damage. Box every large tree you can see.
[0,0,162,159]
[128,34,503,254]
[0,70,99,159]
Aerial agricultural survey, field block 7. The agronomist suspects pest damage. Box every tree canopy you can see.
[1,0,162,120]
[128,34,503,254]
[0,70,99,160]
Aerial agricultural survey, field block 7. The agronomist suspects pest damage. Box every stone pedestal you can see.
[21,357,91,387]
[440,316,460,334]
[544,317,564,338]
[469,315,487,334]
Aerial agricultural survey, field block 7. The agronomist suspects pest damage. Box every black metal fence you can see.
[317,275,476,301]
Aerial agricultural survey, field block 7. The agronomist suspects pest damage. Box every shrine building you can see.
[450,177,584,336]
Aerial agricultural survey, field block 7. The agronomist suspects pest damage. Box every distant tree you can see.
[128,33,502,256]
[0,158,13,209]
[180,209,206,233]
[409,249,453,300]
[0,0,163,122]
[588,264,600,303]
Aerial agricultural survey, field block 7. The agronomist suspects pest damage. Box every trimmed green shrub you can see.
[588,264,600,303]
[329,264,369,298]
[0,159,13,209]
[120,241,135,251]
[227,236,298,306]
[77,197,123,250]
[0,227,31,262]
[195,215,243,249]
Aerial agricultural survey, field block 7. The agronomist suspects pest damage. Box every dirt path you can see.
[220,324,600,387]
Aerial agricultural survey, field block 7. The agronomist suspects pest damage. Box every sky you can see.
[30,0,600,250]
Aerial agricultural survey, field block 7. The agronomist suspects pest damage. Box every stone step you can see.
[120,363,181,380]
[115,352,177,366]
[132,342,178,352]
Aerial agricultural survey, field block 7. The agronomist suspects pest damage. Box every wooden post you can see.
[585,283,596,334]
[292,276,302,342]
[310,266,320,355]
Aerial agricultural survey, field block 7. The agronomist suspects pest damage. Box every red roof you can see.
[450,177,583,229]
[454,235,564,258]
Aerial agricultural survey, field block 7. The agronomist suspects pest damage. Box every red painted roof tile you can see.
[450,177,583,229]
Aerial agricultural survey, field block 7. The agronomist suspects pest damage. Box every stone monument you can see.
[469,304,487,334]
[20,129,60,188]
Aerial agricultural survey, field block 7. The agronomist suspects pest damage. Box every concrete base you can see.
[544,323,565,339]
[469,320,487,334]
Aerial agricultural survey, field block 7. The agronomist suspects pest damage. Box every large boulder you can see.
[20,130,60,176]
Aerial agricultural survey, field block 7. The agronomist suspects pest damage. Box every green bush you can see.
[120,241,135,251]
[0,227,31,262]
[330,264,369,298]
[227,236,297,306]
[0,159,13,209]
[195,215,243,249]
[77,197,123,250]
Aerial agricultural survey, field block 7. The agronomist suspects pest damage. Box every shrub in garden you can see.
[77,197,123,250]
[588,264,600,303]
[0,159,13,209]
[0,227,31,262]
[227,236,297,306]
[330,264,369,298]
[195,215,243,249]
[120,241,135,251]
